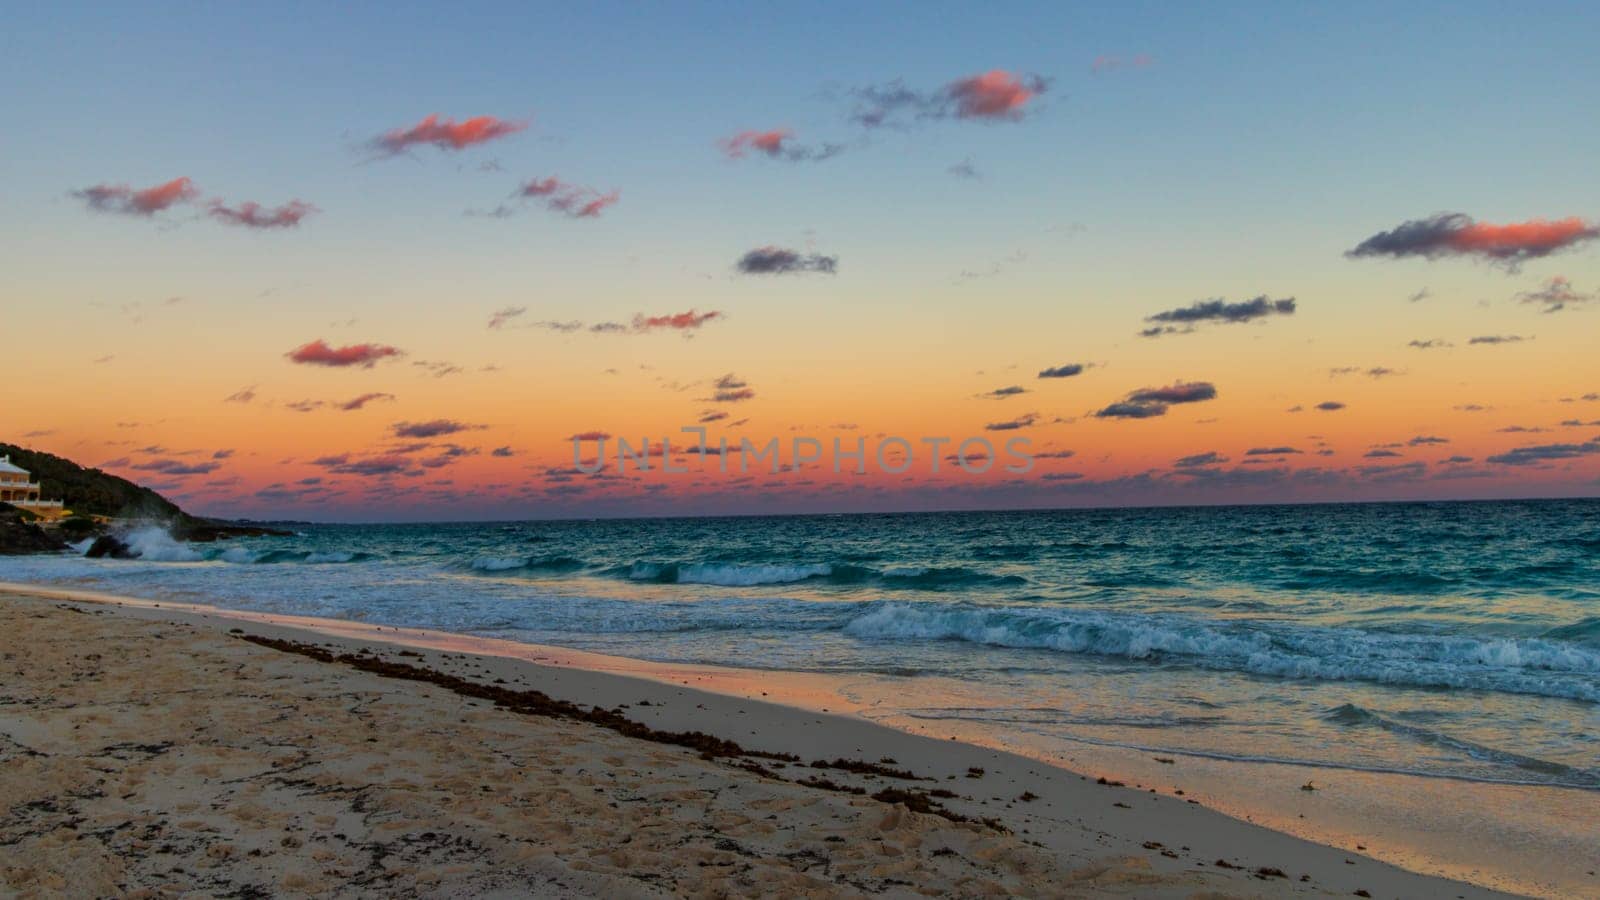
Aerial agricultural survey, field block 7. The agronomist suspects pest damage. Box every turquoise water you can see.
[4,500,1597,791]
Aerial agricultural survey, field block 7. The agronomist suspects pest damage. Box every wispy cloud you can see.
[513,176,619,219]
[947,158,981,180]
[487,306,526,329]
[1090,53,1154,74]
[706,374,756,403]
[339,392,395,411]
[985,412,1039,431]
[209,199,317,229]
[1515,276,1593,313]
[719,129,845,162]
[1468,335,1528,345]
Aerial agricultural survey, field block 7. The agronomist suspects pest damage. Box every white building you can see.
[0,455,64,510]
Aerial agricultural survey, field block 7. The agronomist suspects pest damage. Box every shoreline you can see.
[0,583,1534,898]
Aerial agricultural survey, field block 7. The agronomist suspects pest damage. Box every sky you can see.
[3,1,1599,521]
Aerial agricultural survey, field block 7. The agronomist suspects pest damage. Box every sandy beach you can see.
[0,586,1522,898]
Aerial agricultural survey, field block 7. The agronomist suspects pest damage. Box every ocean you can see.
[4,499,1597,793]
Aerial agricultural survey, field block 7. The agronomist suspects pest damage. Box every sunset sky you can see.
[4,2,1599,521]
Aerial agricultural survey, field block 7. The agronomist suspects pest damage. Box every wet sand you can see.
[0,587,1519,897]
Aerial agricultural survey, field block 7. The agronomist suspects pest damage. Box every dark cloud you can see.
[1409,435,1450,446]
[1129,382,1217,404]
[735,246,838,276]
[984,413,1038,431]
[1174,451,1227,467]
[1486,440,1600,466]
[1356,461,1428,481]
[1141,296,1296,337]
[1096,381,1217,419]
[707,373,755,403]
[1468,335,1528,345]
[1364,449,1403,458]
[1245,446,1301,456]
[391,419,485,439]
[1037,364,1085,379]
[1408,339,1453,350]
[980,385,1027,399]
[130,458,222,476]
[1315,401,1346,411]
[315,454,413,477]
[1347,213,1600,268]
[491,446,514,457]
[1095,401,1167,419]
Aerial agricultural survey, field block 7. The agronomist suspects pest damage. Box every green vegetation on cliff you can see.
[0,442,189,522]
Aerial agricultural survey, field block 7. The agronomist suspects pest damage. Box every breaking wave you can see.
[843,602,1600,702]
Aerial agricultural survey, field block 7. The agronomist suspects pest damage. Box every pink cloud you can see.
[286,339,403,368]
[373,114,527,154]
[516,177,619,218]
[946,70,1044,119]
[632,310,722,331]
[209,199,318,229]
[719,129,793,158]
[74,177,199,216]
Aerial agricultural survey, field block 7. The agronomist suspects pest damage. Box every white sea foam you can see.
[471,556,527,571]
[219,547,260,564]
[675,563,833,586]
[844,602,1600,702]
[117,526,205,563]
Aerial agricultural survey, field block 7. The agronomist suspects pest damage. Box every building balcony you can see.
[10,498,64,509]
